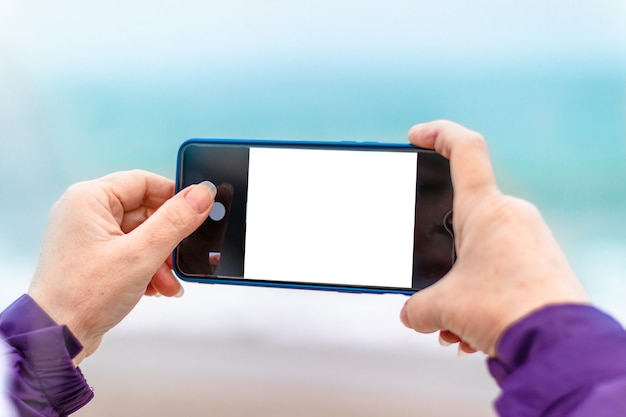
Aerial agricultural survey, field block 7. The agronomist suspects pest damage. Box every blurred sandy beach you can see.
[1,2,625,416]
[76,334,497,417]
[73,285,498,417]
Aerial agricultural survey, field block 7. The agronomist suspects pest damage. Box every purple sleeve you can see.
[0,295,94,416]
[487,304,626,417]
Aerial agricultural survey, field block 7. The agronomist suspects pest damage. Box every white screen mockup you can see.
[244,147,418,288]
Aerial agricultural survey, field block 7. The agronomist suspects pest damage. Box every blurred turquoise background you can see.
[1,1,625,415]
[2,0,625,316]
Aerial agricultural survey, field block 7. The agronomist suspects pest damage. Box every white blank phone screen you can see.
[244,147,417,288]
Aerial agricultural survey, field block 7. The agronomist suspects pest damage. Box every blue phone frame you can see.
[173,138,444,296]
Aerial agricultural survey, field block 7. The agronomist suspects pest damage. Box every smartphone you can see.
[173,139,455,295]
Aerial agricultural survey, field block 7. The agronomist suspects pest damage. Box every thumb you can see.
[127,181,217,266]
[400,277,450,334]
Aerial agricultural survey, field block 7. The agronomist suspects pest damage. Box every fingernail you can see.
[439,334,452,347]
[184,181,216,213]
[175,285,185,298]
[199,181,218,198]
[457,345,469,358]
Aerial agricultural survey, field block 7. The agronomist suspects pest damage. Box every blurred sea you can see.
[2,3,626,415]
[1,63,625,334]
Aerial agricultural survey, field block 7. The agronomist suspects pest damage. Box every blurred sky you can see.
[1,0,626,77]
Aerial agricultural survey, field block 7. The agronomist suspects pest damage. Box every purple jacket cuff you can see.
[487,304,626,417]
[1,294,94,416]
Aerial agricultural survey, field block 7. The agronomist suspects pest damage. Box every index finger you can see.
[408,120,498,201]
[99,169,175,213]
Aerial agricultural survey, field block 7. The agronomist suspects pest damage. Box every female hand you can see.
[400,121,589,356]
[28,170,216,364]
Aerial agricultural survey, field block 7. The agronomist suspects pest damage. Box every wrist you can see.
[2,295,86,360]
[487,303,626,416]
[27,288,106,366]
[0,295,95,414]
[489,303,604,380]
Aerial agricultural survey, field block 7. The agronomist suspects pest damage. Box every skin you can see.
[24,121,589,369]
[399,120,590,357]
[28,170,216,365]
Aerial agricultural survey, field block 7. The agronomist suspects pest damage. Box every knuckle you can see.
[519,201,543,222]
[54,181,95,211]
[465,131,487,148]
[503,196,543,223]
[514,197,540,215]
[63,181,90,199]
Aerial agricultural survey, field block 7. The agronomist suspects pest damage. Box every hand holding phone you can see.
[174,139,455,294]
[401,120,589,355]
